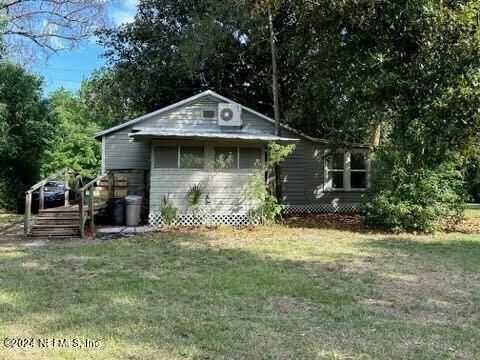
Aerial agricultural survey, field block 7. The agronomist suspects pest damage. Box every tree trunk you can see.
[267,6,283,205]
[268,6,281,137]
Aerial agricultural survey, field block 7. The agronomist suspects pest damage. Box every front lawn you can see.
[0,225,479,359]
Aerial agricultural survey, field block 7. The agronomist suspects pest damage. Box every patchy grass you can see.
[0,223,479,359]
[0,212,22,232]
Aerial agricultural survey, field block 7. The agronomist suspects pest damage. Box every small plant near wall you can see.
[243,142,295,224]
[183,153,235,222]
[186,180,208,218]
[159,194,178,226]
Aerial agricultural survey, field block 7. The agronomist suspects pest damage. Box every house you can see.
[95,90,370,226]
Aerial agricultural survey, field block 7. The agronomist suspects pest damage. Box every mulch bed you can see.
[283,213,374,233]
[284,213,480,234]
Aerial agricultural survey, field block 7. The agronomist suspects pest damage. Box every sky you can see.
[32,0,139,95]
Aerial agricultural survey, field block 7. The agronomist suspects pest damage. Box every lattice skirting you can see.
[149,212,257,228]
[282,203,363,215]
[149,203,363,228]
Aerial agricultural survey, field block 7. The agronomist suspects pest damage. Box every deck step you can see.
[35,217,79,225]
[33,224,79,229]
[29,228,79,237]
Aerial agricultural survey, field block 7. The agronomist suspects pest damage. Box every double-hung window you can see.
[326,153,345,190]
[350,153,368,190]
[325,151,369,191]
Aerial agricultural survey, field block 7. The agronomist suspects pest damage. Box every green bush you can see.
[159,195,178,225]
[364,162,465,232]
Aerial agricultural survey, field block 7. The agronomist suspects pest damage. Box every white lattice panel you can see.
[282,203,363,214]
[149,203,363,228]
[149,212,256,228]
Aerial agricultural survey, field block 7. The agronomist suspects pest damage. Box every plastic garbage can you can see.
[125,195,142,226]
[110,198,125,226]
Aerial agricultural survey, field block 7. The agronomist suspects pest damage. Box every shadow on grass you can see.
[356,236,480,272]
[0,232,478,359]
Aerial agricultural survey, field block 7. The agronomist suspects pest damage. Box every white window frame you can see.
[324,151,369,192]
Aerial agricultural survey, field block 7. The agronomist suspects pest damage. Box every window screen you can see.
[202,110,215,119]
[239,148,262,169]
[180,147,205,169]
[329,153,345,169]
[351,153,367,170]
[351,172,367,189]
[215,147,238,169]
[326,153,345,190]
[350,153,367,189]
[154,146,178,169]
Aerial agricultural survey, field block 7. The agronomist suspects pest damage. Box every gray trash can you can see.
[125,195,142,226]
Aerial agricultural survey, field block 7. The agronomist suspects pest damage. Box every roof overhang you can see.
[94,89,371,149]
[129,128,299,143]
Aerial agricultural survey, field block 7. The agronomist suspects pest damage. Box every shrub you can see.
[364,159,465,232]
[159,195,178,225]
[243,142,295,224]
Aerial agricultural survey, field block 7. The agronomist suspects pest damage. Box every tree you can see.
[1,0,111,61]
[288,0,480,230]
[42,88,101,178]
[0,61,55,210]
[96,0,276,116]
[79,68,140,129]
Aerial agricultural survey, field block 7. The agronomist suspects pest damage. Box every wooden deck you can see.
[39,203,108,213]
[28,202,108,238]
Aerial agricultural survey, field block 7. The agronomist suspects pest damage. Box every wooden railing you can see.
[24,168,79,236]
[77,172,110,238]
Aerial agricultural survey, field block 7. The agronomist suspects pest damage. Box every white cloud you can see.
[112,0,139,26]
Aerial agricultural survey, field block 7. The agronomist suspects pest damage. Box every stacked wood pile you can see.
[97,174,128,200]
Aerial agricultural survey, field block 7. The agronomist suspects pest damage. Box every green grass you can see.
[0,226,479,359]
[465,203,480,217]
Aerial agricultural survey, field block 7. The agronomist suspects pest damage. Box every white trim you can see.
[324,151,369,192]
[101,135,106,173]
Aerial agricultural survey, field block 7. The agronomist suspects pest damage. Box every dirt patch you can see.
[283,213,377,233]
[268,296,313,314]
[452,214,480,234]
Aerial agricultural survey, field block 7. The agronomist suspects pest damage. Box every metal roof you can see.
[129,127,299,142]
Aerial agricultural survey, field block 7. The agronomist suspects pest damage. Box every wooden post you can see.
[140,170,146,221]
[24,191,32,236]
[79,191,85,238]
[64,173,70,206]
[39,185,45,211]
[89,188,95,233]
[108,172,114,199]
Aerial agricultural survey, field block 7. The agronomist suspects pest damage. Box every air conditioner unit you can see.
[218,103,242,127]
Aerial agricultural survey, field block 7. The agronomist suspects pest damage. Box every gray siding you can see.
[149,139,264,214]
[281,136,367,206]
[104,127,150,170]
[103,127,150,197]
[101,93,367,213]
[138,95,275,133]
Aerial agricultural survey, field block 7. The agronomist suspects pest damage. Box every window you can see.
[180,146,204,169]
[215,147,238,169]
[202,110,216,119]
[154,146,178,169]
[325,151,369,191]
[239,148,262,169]
[350,153,368,189]
[326,153,345,190]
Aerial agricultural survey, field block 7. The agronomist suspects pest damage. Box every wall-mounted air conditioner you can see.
[218,103,242,127]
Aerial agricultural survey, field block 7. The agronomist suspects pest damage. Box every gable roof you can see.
[94,90,370,148]
[95,90,312,141]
